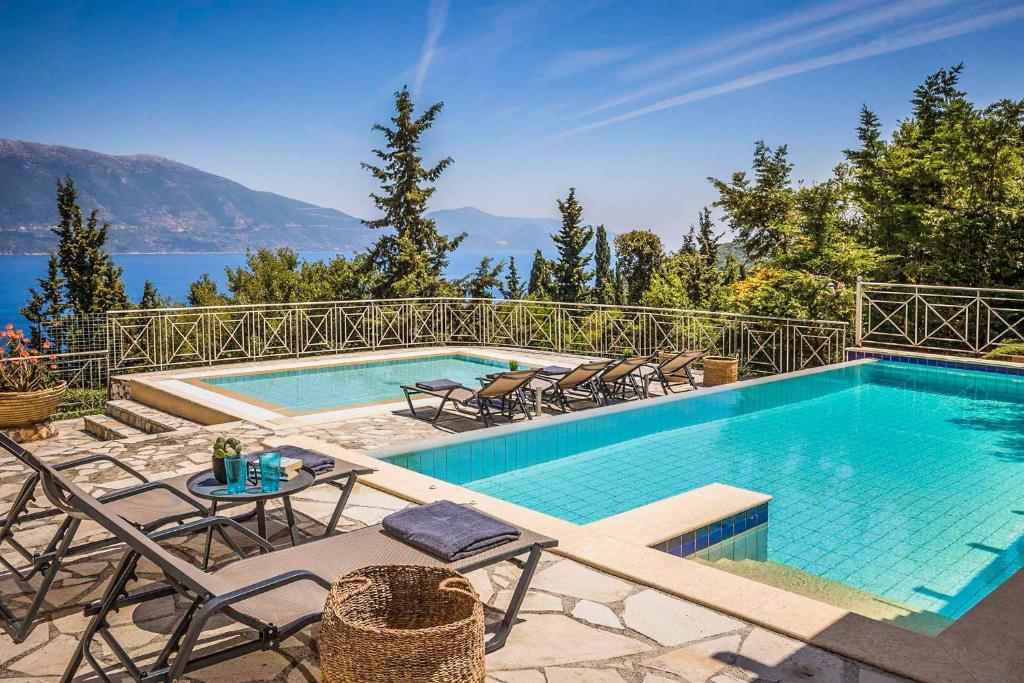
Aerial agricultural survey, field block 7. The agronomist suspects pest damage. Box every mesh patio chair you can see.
[642,350,704,395]
[26,456,556,683]
[0,432,371,642]
[596,354,656,401]
[528,360,613,412]
[402,368,541,426]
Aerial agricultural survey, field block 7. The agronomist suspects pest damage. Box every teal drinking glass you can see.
[259,452,281,493]
[223,455,247,495]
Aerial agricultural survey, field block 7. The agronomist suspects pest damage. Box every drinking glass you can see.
[223,455,247,495]
[259,452,281,493]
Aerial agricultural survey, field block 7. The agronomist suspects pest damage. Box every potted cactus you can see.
[212,437,243,484]
[508,360,520,371]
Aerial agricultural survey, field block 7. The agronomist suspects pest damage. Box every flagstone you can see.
[491,589,563,613]
[0,624,50,665]
[7,634,80,677]
[189,650,291,682]
[622,590,744,646]
[486,614,650,670]
[531,560,633,602]
[571,600,623,629]
[487,671,546,683]
[640,633,742,680]
[737,627,846,683]
[545,667,627,682]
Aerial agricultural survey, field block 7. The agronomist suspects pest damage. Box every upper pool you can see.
[382,360,1024,622]
[197,353,511,413]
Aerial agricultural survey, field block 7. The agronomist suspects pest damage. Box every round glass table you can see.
[187,468,316,566]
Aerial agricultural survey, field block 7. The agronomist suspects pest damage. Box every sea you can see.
[0,249,530,329]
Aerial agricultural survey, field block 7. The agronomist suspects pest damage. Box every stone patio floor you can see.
[1,402,910,682]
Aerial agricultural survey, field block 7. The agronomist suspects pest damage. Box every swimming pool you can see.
[196,353,512,413]
[382,360,1024,622]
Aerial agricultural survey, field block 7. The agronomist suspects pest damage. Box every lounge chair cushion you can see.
[382,500,521,561]
[539,365,572,375]
[416,379,463,391]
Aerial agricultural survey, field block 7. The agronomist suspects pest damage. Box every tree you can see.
[501,256,525,299]
[708,141,795,261]
[693,207,720,268]
[462,257,504,298]
[551,188,593,302]
[138,281,176,309]
[21,252,65,345]
[527,249,554,299]
[593,225,616,305]
[51,176,129,314]
[362,86,463,297]
[188,274,228,307]
[614,230,664,305]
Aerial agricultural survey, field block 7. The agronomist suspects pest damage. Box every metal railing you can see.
[106,298,848,376]
[855,280,1024,356]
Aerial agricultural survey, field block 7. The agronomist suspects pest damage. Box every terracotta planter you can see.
[0,382,68,428]
[703,356,738,387]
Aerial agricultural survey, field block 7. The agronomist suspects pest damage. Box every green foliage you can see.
[0,326,60,392]
[983,341,1024,359]
[724,266,853,321]
[462,257,504,298]
[213,437,242,458]
[362,86,463,297]
[21,252,65,345]
[845,64,1024,287]
[52,176,130,314]
[188,273,229,307]
[614,229,664,305]
[139,281,176,309]
[501,256,525,299]
[54,387,107,420]
[527,249,554,299]
[593,225,616,305]
[552,188,594,302]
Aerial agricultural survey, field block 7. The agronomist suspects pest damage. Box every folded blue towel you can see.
[416,379,463,391]
[383,500,521,561]
[540,365,572,375]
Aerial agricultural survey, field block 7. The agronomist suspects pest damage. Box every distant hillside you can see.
[0,139,371,253]
[428,207,562,252]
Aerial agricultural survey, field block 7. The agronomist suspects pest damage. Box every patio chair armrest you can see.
[205,570,332,611]
[99,481,207,515]
[149,516,276,552]
[56,454,150,484]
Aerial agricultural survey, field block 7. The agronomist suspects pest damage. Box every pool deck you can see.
[2,350,1021,682]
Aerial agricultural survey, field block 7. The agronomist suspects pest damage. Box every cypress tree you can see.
[21,251,65,346]
[695,207,721,268]
[501,256,525,299]
[551,188,593,303]
[593,225,615,305]
[463,257,504,299]
[139,280,167,309]
[528,249,553,299]
[362,86,463,297]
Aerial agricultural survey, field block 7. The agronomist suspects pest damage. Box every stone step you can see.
[83,414,145,441]
[105,399,198,435]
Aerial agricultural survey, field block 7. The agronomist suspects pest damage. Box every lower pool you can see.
[382,360,1024,621]
[197,353,512,412]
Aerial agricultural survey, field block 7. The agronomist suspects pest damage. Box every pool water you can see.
[384,361,1024,620]
[200,353,511,412]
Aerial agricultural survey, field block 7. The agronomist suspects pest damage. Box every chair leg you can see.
[485,544,543,653]
[10,516,80,643]
[403,387,418,416]
[323,474,357,537]
[0,474,40,583]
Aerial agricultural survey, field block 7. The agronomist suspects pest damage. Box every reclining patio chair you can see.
[30,458,557,683]
[642,350,704,395]
[529,360,613,412]
[0,433,371,642]
[596,354,655,401]
[402,368,541,426]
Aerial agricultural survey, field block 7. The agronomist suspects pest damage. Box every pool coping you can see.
[271,433,999,683]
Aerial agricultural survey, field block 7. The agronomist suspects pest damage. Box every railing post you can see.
[854,277,863,348]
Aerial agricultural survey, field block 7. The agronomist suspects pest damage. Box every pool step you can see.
[83,414,146,441]
[105,399,199,435]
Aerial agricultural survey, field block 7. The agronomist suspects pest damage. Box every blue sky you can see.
[2,0,1023,247]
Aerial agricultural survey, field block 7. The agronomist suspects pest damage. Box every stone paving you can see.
[0,403,909,682]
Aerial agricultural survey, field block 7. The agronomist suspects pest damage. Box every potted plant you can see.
[0,325,67,429]
[508,360,520,371]
[212,437,243,483]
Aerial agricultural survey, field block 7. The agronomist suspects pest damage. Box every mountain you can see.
[427,207,562,252]
[0,139,371,254]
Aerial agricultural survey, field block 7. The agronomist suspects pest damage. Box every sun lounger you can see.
[643,350,703,394]
[26,456,556,682]
[529,359,612,412]
[402,368,541,426]
[596,354,655,401]
[0,433,371,642]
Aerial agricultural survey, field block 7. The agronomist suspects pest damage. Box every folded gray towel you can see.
[416,379,463,391]
[383,500,520,561]
[540,365,572,375]
[247,445,335,475]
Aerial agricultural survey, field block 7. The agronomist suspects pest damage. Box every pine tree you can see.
[51,176,129,314]
[694,207,721,268]
[527,250,553,299]
[593,225,615,305]
[551,188,594,302]
[614,230,664,305]
[21,251,66,345]
[463,257,504,298]
[139,280,171,309]
[362,86,463,297]
[501,256,525,299]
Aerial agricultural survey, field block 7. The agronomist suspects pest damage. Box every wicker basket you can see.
[0,382,67,428]
[702,356,738,387]
[320,565,485,683]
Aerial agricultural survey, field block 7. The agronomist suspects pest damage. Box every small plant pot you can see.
[212,454,244,484]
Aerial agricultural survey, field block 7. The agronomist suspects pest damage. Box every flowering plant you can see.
[0,324,62,392]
